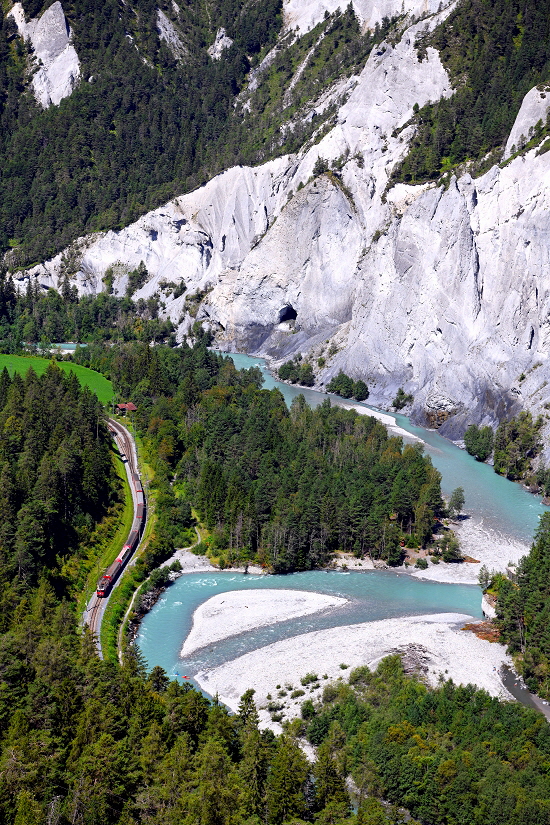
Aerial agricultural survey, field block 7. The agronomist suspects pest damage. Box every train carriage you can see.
[96,469,146,597]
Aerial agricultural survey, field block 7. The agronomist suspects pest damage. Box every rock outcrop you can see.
[504,84,550,159]
[207,28,233,60]
[157,9,187,61]
[283,0,447,35]
[14,2,550,442]
[9,1,80,108]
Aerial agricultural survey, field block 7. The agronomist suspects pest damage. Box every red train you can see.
[97,473,145,597]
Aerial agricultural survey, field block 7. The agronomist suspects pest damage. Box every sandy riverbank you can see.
[181,589,347,656]
[195,611,512,731]
[337,401,423,443]
[167,545,266,576]
[408,514,530,585]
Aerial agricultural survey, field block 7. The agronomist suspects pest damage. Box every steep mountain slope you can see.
[7,0,550,439]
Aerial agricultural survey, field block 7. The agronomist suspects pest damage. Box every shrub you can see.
[301,672,319,686]
[392,387,414,409]
[291,689,305,699]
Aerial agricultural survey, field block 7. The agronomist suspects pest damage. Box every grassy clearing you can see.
[73,449,134,620]
[0,354,114,403]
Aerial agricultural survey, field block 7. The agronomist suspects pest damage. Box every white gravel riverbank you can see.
[337,402,423,443]
[195,611,512,731]
[181,589,347,656]
[408,515,530,585]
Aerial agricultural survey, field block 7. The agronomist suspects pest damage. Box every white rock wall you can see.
[157,9,187,60]
[9,1,80,108]
[283,0,449,35]
[15,5,550,439]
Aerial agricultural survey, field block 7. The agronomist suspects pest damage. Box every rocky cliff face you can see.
[16,0,550,440]
[9,1,80,107]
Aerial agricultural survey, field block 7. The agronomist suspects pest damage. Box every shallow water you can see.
[138,351,543,692]
[228,352,544,546]
[138,569,481,687]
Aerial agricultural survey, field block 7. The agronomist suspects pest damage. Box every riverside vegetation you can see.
[494,513,550,699]
[72,333,445,570]
[1,299,550,822]
[464,412,548,489]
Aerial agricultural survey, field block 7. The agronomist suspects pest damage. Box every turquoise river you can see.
[138,352,546,691]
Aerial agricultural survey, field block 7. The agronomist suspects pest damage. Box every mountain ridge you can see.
[4,0,550,447]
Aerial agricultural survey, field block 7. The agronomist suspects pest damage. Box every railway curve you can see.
[84,417,146,658]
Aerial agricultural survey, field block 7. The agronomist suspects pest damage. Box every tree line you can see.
[0,363,114,626]
[393,0,550,183]
[71,337,444,570]
[0,271,175,351]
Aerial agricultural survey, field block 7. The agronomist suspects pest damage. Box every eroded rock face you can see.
[283,0,447,35]
[15,4,550,442]
[207,28,233,60]
[9,1,80,107]
[157,9,187,60]
[504,85,550,159]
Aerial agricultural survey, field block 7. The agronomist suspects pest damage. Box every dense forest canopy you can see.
[394,0,550,182]
[497,513,550,697]
[302,656,550,825]
[0,363,113,624]
[0,271,176,350]
[71,337,444,570]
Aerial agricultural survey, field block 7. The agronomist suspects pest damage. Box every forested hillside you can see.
[301,656,550,825]
[0,363,113,621]
[394,0,550,182]
[73,336,444,570]
[496,513,550,697]
[0,0,385,268]
[0,270,175,349]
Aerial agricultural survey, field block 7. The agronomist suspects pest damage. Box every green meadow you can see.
[0,354,114,404]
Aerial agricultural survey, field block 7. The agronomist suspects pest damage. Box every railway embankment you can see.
[85,417,147,659]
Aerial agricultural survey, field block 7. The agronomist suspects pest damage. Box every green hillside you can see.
[0,354,114,403]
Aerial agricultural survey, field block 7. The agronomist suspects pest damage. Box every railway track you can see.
[83,417,145,658]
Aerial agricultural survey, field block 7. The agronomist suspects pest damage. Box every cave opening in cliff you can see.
[278,305,297,323]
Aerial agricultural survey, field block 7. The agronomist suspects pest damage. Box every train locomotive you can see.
[97,473,145,597]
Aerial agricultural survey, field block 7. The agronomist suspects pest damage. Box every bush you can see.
[326,371,369,400]
[278,359,315,386]
[291,689,305,699]
[415,557,428,570]
[301,699,316,719]
[301,672,319,686]
[464,424,494,461]
[322,684,339,703]
[392,387,414,409]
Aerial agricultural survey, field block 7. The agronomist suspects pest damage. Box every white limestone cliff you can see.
[15,4,550,441]
[504,84,550,159]
[9,1,80,108]
[157,9,187,61]
[283,0,449,35]
[207,28,234,60]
